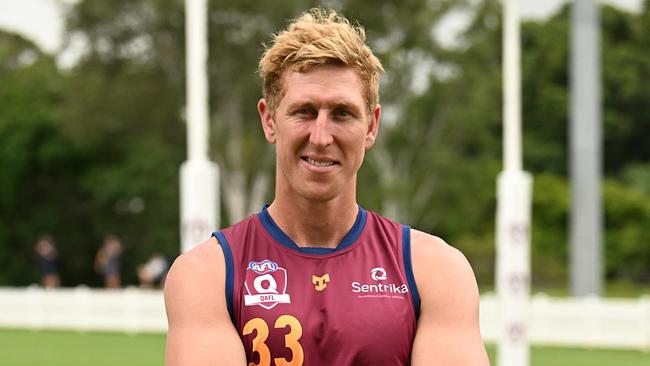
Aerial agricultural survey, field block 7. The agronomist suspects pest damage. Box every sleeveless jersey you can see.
[213,206,420,366]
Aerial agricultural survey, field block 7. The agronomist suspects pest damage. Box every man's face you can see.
[258,64,380,202]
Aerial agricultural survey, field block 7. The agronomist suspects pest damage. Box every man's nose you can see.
[309,112,334,147]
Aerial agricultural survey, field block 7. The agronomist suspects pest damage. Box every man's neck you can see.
[267,195,359,249]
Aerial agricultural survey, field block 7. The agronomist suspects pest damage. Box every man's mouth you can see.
[303,157,336,167]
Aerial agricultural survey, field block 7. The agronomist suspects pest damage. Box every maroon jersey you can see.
[213,206,420,366]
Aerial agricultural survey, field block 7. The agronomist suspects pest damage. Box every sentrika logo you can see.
[351,266,408,299]
[371,267,387,281]
[244,260,291,309]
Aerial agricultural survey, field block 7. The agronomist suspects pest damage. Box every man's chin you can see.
[295,185,341,203]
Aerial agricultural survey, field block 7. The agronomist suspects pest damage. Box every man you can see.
[95,234,123,289]
[34,235,60,288]
[165,8,489,365]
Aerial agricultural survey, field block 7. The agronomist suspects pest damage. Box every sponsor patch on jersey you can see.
[244,260,291,309]
[350,266,408,299]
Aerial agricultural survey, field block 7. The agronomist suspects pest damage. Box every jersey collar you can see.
[257,205,367,254]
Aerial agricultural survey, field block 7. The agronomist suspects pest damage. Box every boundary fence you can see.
[0,287,648,350]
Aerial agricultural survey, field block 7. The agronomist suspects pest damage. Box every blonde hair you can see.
[258,8,384,113]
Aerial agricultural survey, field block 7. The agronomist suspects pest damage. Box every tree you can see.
[0,31,88,285]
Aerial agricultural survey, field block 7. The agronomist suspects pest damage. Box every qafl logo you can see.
[244,260,291,309]
[370,267,387,281]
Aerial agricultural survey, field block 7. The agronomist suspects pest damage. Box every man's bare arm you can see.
[410,229,490,366]
[164,238,246,366]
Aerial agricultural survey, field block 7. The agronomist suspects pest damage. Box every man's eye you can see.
[334,109,351,118]
[295,108,315,117]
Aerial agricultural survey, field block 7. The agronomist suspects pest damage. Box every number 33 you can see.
[243,315,304,366]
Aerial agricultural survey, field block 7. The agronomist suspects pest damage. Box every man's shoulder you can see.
[169,238,222,278]
[164,236,237,361]
[409,228,479,301]
[410,229,466,267]
[164,237,229,316]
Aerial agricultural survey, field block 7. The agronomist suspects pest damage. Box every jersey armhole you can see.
[212,231,235,324]
[402,225,421,319]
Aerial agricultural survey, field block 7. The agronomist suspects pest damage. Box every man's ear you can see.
[258,98,276,144]
[365,104,381,149]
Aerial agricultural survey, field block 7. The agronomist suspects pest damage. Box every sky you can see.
[0,0,644,57]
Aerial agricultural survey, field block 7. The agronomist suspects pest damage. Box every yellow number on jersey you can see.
[242,315,303,366]
[274,315,304,366]
[243,317,271,366]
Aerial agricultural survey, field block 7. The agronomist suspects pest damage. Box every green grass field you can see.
[0,329,164,366]
[1,328,649,365]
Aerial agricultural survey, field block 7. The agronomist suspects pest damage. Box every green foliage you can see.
[520,3,650,176]
[531,174,569,287]
[521,6,570,175]
[530,174,650,287]
[600,4,650,174]
[603,179,650,281]
[0,32,89,285]
[621,162,650,195]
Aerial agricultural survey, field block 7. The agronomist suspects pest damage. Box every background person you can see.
[34,235,60,288]
[138,253,169,288]
[95,234,123,288]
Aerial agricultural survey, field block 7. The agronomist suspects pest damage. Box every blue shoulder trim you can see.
[258,205,366,254]
[402,225,420,319]
[212,231,235,324]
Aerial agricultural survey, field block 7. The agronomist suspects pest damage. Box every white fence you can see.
[1,287,649,350]
[480,293,650,350]
[0,286,165,333]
